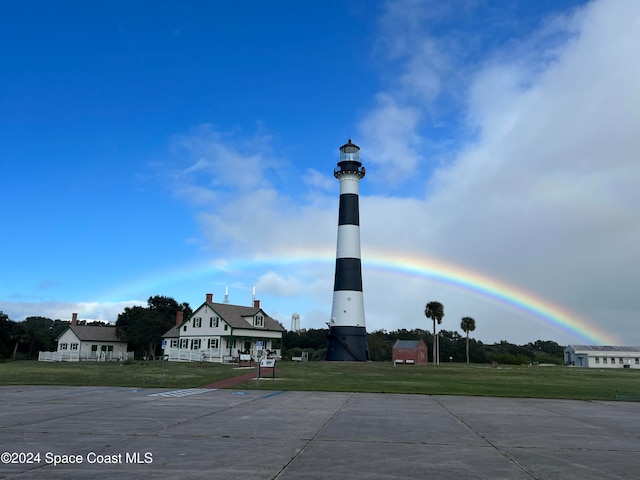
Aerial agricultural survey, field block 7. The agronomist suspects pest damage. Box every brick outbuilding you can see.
[392,339,428,365]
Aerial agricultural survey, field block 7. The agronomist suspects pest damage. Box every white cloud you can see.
[256,271,305,297]
[165,0,640,346]
[1,300,145,323]
[171,125,283,194]
[303,168,334,191]
[358,93,423,182]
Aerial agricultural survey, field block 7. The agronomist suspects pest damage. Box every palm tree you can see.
[10,327,30,360]
[460,317,476,365]
[424,301,444,365]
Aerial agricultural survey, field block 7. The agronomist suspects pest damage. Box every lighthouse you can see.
[326,139,369,361]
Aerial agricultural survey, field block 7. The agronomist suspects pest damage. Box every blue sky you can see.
[2,0,639,346]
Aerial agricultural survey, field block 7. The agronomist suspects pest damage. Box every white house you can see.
[564,345,640,369]
[39,313,131,362]
[162,293,285,363]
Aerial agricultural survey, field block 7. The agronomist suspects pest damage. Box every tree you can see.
[21,316,57,356]
[424,301,444,365]
[10,326,30,360]
[460,317,476,364]
[0,311,16,359]
[116,296,192,360]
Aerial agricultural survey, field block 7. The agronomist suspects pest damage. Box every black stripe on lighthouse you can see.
[334,258,363,291]
[338,193,360,226]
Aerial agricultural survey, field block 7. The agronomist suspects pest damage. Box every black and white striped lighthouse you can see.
[326,139,369,361]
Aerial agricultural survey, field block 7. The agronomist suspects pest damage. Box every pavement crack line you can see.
[272,392,355,480]
[431,396,539,480]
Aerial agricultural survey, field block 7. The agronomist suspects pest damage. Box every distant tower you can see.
[291,313,301,332]
[326,139,369,361]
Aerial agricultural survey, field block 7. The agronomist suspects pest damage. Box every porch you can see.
[163,347,281,363]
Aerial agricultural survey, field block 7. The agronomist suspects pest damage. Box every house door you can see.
[243,341,252,353]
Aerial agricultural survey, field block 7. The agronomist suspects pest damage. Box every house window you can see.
[193,317,202,328]
[255,315,264,327]
[192,339,201,350]
[611,357,616,364]
[594,357,600,364]
[171,339,178,348]
[208,338,219,349]
[603,357,607,364]
[210,317,219,328]
[60,343,68,350]
[180,338,188,349]
[224,324,228,331]
[636,358,639,365]
[183,325,187,332]
[108,345,114,352]
[226,338,235,349]
[619,358,624,364]
[70,343,78,350]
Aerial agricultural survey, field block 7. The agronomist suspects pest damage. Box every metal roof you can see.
[394,339,424,349]
[567,345,640,353]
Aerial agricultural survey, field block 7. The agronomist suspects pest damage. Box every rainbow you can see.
[362,250,619,345]
[105,248,620,345]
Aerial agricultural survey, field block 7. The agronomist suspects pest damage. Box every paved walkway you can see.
[1,386,639,479]
[202,368,261,389]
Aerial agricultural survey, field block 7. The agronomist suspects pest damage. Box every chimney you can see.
[71,313,78,326]
[206,293,213,303]
[176,311,183,326]
[253,299,260,309]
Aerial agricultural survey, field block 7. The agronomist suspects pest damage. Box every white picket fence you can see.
[38,351,134,362]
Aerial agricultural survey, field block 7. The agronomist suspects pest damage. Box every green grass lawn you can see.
[1,360,639,401]
[0,360,240,389]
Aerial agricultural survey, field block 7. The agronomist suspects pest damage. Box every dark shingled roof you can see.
[163,326,180,338]
[59,325,122,342]
[162,301,285,338]
[206,302,284,332]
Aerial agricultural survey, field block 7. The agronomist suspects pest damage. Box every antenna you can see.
[224,286,229,304]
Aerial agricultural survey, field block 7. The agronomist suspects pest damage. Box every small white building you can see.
[162,293,285,363]
[39,313,131,362]
[564,345,640,369]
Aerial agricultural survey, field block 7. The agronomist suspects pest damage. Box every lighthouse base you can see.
[326,325,369,362]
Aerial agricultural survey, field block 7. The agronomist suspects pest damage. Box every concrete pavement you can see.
[1,386,639,479]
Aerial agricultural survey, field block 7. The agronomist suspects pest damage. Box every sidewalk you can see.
[202,367,267,389]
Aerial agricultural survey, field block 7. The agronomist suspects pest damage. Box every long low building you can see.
[564,345,640,368]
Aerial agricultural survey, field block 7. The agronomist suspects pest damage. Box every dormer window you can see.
[255,315,264,327]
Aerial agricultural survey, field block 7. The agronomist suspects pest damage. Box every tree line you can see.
[0,296,191,361]
[2,295,565,364]
[283,328,565,364]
